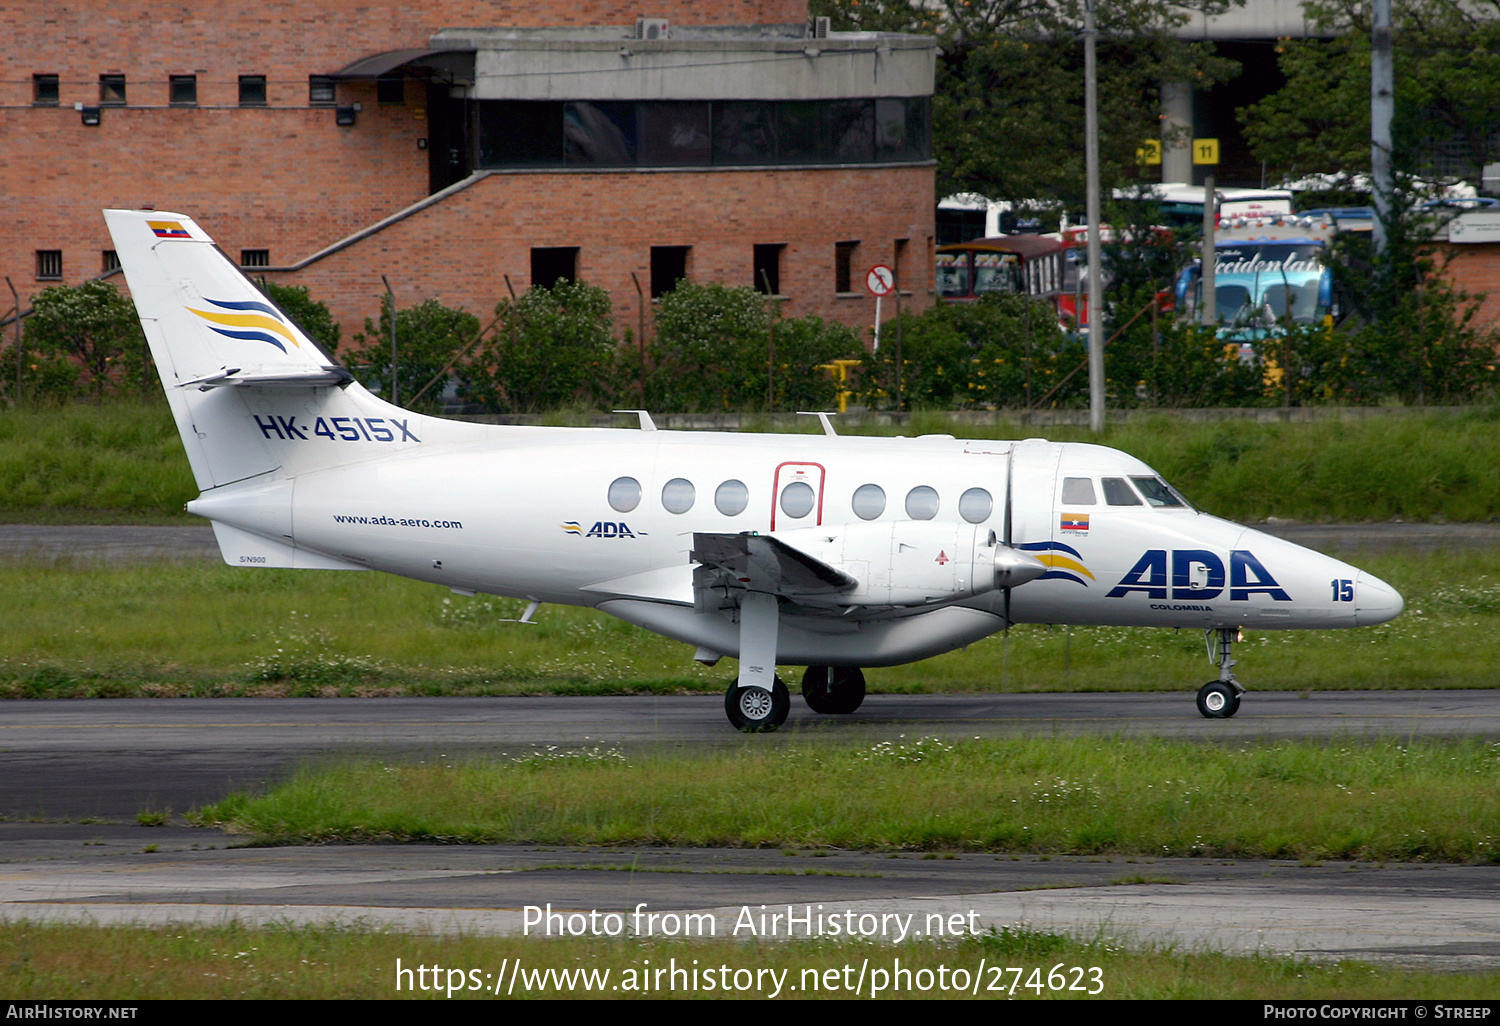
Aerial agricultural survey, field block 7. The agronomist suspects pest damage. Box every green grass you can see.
[2,402,1499,523]
[193,735,1500,861]
[1,546,1497,698]
[0,400,195,521]
[1,921,1494,999]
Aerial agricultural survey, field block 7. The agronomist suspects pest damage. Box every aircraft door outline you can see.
[771,461,826,530]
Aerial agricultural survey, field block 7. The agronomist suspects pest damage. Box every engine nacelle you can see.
[777,522,1045,607]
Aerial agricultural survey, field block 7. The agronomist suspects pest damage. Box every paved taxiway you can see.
[3,523,1498,969]
[3,692,1499,969]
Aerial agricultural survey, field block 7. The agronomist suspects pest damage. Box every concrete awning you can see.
[329,49,467,79]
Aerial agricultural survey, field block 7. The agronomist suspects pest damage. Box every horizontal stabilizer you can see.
[179,366,354,390]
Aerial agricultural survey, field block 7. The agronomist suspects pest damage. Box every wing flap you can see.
[691,532,857,604]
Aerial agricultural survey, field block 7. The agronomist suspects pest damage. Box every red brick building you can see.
[6,2,936,346]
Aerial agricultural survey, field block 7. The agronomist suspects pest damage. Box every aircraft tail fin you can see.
[103,209,435,490]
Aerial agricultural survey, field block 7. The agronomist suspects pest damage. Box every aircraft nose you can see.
[1355,570,1404,626]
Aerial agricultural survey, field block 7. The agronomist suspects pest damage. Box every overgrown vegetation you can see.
[4,921,1494,1000]
[3,402,1497,524]
[193,735,1500,860]
[1,546,1495,699]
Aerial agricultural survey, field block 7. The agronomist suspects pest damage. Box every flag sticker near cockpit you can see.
[1060,513,1090,533]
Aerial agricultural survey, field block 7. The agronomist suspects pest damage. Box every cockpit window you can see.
[1061,477,1096,505]
[1101,477,1142,506]
[1130,476,1186,508]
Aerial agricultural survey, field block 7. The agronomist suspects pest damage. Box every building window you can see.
[99,74,126,106]
[169,75,197,106]
[240,249,270,268]
[36,250,62,280]
[238,75,267,106]
[531,247,578,289]
[754,244,784,295]
[893,238,909,290]
[377,73,404,106]
[102,250,120,273]
[835,241,859,293]
[308,75,336,106]
[32,74,59,106]
[650,246,690,298]
[475,98,932,171]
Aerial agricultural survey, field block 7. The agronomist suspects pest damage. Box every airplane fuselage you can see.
[190,420,1402,668]
[105,205,1404,729]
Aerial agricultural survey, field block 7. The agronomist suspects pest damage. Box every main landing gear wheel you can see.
[1196,681,1240,719]
[725,677,790,732]
[801,665,866,714]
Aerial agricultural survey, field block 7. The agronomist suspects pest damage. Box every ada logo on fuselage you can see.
[562,521,637,538]
[1107,549,1291,601]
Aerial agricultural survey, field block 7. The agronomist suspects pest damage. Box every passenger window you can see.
[851,483,885,520]
[958,487,992,524]
[905,485,939,520]
[715,479,748,516]
[661,478,695,514]
[608,476,641,513]
[1101,477,1142,506]
[1061,477,1096,505]
[780,481,815,519]
[1131,476,1185,508]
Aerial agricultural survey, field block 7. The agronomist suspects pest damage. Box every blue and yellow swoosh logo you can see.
[187,298,300,352]
[1018,541,1095,587]
[561,521,583,535]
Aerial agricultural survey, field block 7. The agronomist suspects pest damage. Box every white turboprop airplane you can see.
[104,208,1405,731]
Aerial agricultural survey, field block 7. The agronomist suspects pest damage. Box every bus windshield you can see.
[1177,238,1332,333]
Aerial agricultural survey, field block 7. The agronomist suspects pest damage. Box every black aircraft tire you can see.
[1196,681,1241,719]
[725,677,790,732]
[800,666,866,714]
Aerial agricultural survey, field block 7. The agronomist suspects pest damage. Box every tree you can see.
[861,292,1085,409]
[645,281,861,412]
[812,0,1242,208]
[349,299,480,414]
[22,280,149,399]
[1239,0,1500,186]
[464,279,619,413]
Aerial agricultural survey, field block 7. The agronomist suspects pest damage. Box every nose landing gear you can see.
[1197,626,1245,718]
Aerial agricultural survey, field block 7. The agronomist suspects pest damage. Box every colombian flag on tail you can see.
[148,220,192,239]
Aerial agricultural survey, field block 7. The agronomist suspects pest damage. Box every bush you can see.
[16,281,150,401]
[862,292,1083,410]
[348,299,480,413]
[646,281,860,412]
[464,280,618,413]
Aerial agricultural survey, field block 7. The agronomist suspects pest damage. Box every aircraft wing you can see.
[690,532,857,612]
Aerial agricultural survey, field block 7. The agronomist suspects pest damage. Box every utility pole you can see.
[382,275,397,406]
[1083,0,1105,433]
[1371,0,1394,260]
[1201,175,1217,326]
